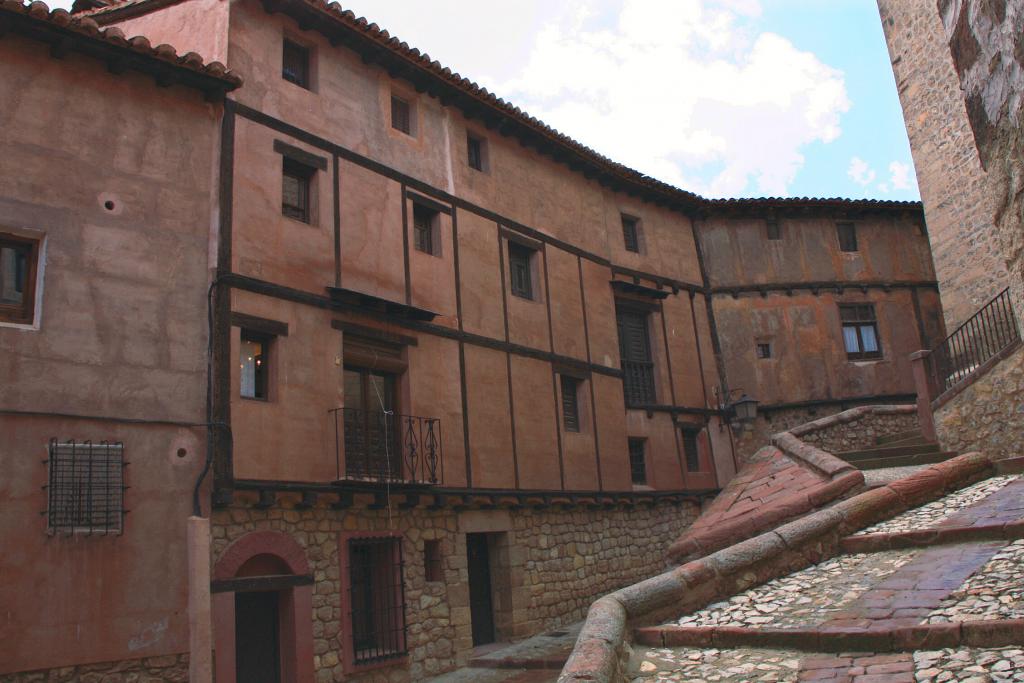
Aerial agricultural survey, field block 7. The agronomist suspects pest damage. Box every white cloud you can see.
[490,0,849,197]
[888,160,915,191]
[847,157,876,186]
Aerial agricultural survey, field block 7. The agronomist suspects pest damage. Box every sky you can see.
[52,0,920,201]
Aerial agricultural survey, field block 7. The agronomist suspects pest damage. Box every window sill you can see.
[345,653,409,676]
[282,214,316,227]
[847,357,887,365]
[631,483,653,492]
[239,396,271,403]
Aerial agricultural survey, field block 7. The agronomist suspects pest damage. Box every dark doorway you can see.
[467,533,496,646]
[235,591,282,683]
[343,367,402,480]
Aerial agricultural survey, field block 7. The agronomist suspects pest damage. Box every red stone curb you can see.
[840,520,1024,552]
[632,619,1024,653]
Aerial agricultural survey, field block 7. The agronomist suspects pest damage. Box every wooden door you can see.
[467,533,496,646]
[235,591,282,683]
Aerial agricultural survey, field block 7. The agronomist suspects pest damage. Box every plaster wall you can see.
[104,0,232,66]
[0,35,220,674]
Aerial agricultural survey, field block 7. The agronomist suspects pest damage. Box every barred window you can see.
[682,430,701,472]
[391,95,412,135]
[508,241,535,300]
[628,438,646,485]
[621,214,640,252]
[282,39,310,89]
[347,536,407,666]
[46,440,126,534]
[560,375,580,432]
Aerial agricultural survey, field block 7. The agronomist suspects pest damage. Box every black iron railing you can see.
[623,360,656,407]
[44,439,127,535]
[929,287,1020,394]
[330,408,441,484]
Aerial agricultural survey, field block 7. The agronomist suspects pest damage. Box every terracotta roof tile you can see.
[82,0,921,213]
[2,0,242,90]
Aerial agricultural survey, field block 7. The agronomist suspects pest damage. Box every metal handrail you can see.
[929,287,1019,394]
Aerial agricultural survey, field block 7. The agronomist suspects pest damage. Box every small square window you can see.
[837,222,858,252]
[560,375,580,432]
[628,438,646,485]
[766,221,780,240]
[240,330,270,400]
[391,95,412,135]
[756,342,772,359]
[282,157,315,223]
[840,304,882,360]
[0,233,40,325]
[412,203,439,255]
[47,439,125,534]
[424,539,443,583]
[682,430,701,472]
[508,241,535,300]
[621,214,640,253]
[467,134,487,172]
[282,39,310,89]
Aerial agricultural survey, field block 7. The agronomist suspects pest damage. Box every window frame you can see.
[836,222,858,252]
[0,232,40,326]
[46,439,126,535]
[766,220,781,240]
[423,539,443,583]
[681,428,701,472]
[281,156,316,224]
[467,133,487,172]
[281,38,311,89]
[839,303,883,360]
[391,94,412,136]
[616,304,657,407]
[756,342,772,359]
[628,437,647,485]
[239,329,272,401]
[412,202,439,256]
[560,374,581,433]
[507,240,536,300]
[621,214,641,253]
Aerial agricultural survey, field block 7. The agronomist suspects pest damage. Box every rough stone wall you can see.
[797,411,920,453]
[0,654,188,683]
[935,343,1024,460]
[212,500,698,682]
[877,0,1007,329]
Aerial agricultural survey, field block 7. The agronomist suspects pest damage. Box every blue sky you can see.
[52,0,918,201]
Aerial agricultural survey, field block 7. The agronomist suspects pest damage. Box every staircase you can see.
[834,429,958,470]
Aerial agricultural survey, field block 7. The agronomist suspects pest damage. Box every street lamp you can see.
[730,394,758,423]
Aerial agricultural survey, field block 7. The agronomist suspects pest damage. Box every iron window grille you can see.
[282,39,310,88]
[508,241,534,300]
[621,215,640,252]
[282,157,315,223]
[837,222,858,252]
[682,430,701,472]
[391,95,412,135]
[412,203,438,255]
[467,134,485,171]
[840,303,882,360]
[0,232,40,325]
[617,308,656,406]
[766,220,780,240]
[756,342,772,359]
[347,536,407,666]
[560,375,580,432]
[45,439,126,535]
[628,438,646,484]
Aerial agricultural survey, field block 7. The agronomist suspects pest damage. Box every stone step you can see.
[837,442,942,461]
[848,450,960,470]
[875,429,924,446]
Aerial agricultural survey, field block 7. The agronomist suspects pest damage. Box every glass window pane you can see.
[240,338,263,398]
[842,325,860,353]
[0,244,27,305]
[860,324,879,352]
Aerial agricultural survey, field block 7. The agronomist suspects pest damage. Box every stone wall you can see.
[935,344,1024,460]
[0,654,188,683]
[795,409,919,454]
[876,0,1007,329]
[213,498,698,683]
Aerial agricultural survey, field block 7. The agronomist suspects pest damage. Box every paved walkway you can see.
[424,624,579,683]
[631,474,1024,682]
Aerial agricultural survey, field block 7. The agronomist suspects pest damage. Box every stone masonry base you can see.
[0,654,189,683]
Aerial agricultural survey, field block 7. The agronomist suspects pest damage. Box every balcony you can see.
[330,408,441,485]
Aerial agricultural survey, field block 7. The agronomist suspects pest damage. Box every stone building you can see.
[1,1,943,682]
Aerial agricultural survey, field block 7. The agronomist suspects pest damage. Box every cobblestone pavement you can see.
[629,647,801,682]
[854,476,1018,535]
[927,540,1024,624]
[677,551,917,628]
[914,647,1024,682]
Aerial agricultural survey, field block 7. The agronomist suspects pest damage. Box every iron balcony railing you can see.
[929,287,1020,395]
[330,407,441,485]
[623,359,657,407]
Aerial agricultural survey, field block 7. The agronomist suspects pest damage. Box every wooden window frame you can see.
[756,342,772,359]
[681,428,702,473]
[508,240,536,300]
[837,222,858,252]
[839,303,883,360]
[282,156,316,223]
[391,94,412,135]
[281,38,311,89]
[239,329,273,401]
[616,303,657,407]
[621,214,641,253]
[560,374,581,432]
[0,232,40,325]
[467,133,487,172]
[412,203,439,256]
[628,437,647,485]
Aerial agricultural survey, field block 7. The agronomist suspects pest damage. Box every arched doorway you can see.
[212,531,314,683]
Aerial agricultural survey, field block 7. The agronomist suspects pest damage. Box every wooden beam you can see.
[211,573,314,593]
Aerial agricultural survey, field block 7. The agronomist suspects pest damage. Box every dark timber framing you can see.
[497,223,521,488]
[577,256,603,491]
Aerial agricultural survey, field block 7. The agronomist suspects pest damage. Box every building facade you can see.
[2,0,943,681]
